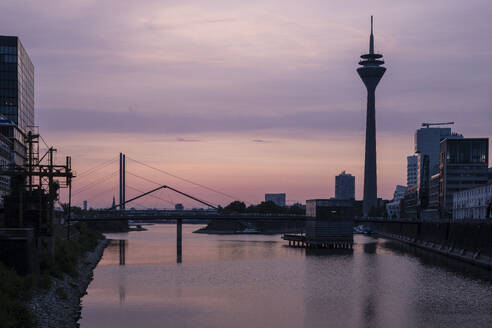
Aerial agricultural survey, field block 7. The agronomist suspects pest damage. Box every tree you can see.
[222,201,246,213]
[246,201,285,214]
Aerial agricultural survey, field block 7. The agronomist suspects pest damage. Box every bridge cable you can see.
[126,156,239,200]
[75,185,118,206]
[72,170,119,196]
[76,157,118,179]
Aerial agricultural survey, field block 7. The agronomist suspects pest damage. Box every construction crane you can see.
[421,122,454,128]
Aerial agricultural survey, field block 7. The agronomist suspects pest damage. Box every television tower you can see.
[357,16,386,216]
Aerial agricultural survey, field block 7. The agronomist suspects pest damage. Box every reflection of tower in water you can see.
[119,239,126,265]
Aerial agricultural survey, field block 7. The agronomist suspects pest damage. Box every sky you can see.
[1,0,491,209]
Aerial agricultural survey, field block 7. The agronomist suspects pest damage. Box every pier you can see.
[283,218,354,249]
[282,234,353,249]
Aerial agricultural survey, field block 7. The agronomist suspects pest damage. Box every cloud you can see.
[176,137,201,142]
[252,139,271,143]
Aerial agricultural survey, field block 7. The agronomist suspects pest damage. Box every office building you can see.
[0,36,34,132]
[357,17,386,216]
[83,200,88,211]
[440,138,489,216]
[265,193,286,207]
[400,185,419,219]
[414,125,462,187]
[0,132,11,207]
[425,173,441,217]
[453,184,492,220]
[175,203,184,211]
[407,155,418,187]
[386,185,408,219]
[335,171,355,200]
[306,199,362,219]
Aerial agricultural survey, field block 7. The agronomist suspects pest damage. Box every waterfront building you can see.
[0,36,34,132]
[335,171,355,200]
[407,155,418,187]
[0,132,11,207]
[421,173,442,219]
[357,17,386,216]
[453,184,492,220]
[306,199,362,219]
[400,185,419,219]
[414,126,462,187]
[0,117,26,165]
[386,185,408,219]
[265,193,286,207]
[440,138,489,216]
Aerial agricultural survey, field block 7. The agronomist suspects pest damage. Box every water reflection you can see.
[377,237,492,282]
[80,225,492,328]
[119,240,126,266]
[362,241,377,254]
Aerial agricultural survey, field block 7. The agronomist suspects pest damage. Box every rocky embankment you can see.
[27,238,109,327]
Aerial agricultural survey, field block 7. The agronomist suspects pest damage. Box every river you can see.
[79,224,492,328]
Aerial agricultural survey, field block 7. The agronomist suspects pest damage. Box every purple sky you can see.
[1,1,491,208]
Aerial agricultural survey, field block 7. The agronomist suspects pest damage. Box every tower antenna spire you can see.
[369,15,374,54]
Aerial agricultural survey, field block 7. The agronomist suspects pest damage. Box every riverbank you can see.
[27,237,109,327]
[376,232,492,270]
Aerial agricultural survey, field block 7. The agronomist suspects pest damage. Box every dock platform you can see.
[282,234,353,249]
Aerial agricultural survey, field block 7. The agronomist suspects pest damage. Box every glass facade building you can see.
[0,36,34,132]
[440,138,489,216]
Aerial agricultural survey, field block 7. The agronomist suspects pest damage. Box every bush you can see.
[0,263,36,328]
[0,223,103,328]
[39,223,104,278]
[56,287,68,300]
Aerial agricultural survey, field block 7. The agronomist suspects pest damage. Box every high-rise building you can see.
[265,193,286,207]
[0,36,34,132]
[386,185,408,219]
[357,17,386,216]
[407,155,418,187]
[439,138,489,216]
[414,126,462,186]
[335,171,355,200]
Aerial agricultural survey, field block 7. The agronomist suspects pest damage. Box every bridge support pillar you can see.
[177,218,182,263]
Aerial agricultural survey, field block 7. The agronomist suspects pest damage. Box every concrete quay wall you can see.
[362,220,492,269]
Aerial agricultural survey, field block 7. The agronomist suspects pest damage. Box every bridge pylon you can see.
[119,153,126,210]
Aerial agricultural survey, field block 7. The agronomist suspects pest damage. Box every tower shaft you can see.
[357,16,385,217]
[363,88,377,216]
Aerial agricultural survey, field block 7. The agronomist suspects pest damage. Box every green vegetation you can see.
[0,223,104,328]
[0,263,36,328]
[40,223,103,278]
[56,287,68,300]
[221,200,305,215]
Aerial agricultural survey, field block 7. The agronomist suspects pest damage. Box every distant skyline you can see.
[1,1,491,208]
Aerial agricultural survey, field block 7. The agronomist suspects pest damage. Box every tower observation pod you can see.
[357,16,386,217]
